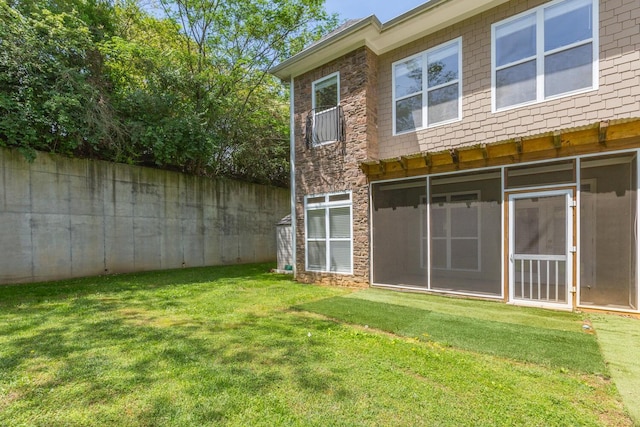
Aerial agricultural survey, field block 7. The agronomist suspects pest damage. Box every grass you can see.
[590,314,640,425]
[0,264,633,426]
[298,289,605,373]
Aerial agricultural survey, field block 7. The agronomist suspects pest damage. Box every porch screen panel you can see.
[430,171,502,296]
[372,179,427,286]
[580,154,637,310]
[512,194,568,303]
[506,160,575,188]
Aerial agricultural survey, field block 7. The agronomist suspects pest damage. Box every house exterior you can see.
[270,0,640,313]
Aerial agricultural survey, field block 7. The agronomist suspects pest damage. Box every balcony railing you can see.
[305,105,345,148]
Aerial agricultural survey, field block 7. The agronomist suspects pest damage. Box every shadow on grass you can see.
[297,296,606,374]
[0,279,350,425]
[0,263,284,303]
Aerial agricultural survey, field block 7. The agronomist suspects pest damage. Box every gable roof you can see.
[270,0,509,81]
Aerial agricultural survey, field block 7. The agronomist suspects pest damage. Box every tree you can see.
[0,1,98,158]
[0,0,337,187]
[152,0,337,184]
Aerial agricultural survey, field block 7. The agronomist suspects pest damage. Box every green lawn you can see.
[0,264,633,426]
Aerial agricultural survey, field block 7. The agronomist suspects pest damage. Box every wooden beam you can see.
[514,137,523,154]
[450,148,459,164]
[398,156,408,171]
[553,131,562,149]
[423,153,431,168]
[599,120,609,145]
[360,118,640,181]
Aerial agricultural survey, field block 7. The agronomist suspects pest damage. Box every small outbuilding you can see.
[276,214,293,273]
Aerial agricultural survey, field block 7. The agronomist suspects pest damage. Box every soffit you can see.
[270,0,509,80]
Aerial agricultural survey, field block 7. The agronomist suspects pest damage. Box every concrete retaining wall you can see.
[0,147,290,284]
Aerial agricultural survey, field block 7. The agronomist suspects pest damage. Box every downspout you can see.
[289,76,296,276]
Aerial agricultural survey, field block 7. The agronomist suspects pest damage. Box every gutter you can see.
[269,16,380,80]
[289,76,296,276]
[270,0,508,80]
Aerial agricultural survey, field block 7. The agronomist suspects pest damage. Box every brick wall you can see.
[293,47,378,286]
[377,0,640,159]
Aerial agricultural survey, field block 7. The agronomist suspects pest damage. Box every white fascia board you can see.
[270,19,381,80]
[270,0,510,81]
[374,0,510,53]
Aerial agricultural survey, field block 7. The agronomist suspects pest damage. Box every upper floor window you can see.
[309,72,341,146]
[492,0,598,111]
[393,38,462,135]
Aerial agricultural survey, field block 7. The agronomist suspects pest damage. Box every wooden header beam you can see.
[361,118,640,181]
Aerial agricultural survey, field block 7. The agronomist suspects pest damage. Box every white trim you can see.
[311,72,341,146]
[369,182,374,286]
[636,149,639,311]
[304,191,353,275]
[507,189,574,310]
[392,37,463,135]
[290,76,296,276]
[311,71,340,110]
[576,158,582,307]
[500,166,505,300]
[426,178,432,288]
[371,283,504,300]
[491,0,598,113]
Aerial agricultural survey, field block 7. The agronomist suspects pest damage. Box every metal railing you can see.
[513,254,566,303]
[305,105,345,148]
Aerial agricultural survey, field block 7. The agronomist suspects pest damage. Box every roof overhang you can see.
[270,0,510,80]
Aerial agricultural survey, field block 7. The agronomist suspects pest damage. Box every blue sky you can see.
[323,0,429,23]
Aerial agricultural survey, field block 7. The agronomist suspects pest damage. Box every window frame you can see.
[311,72,340,146]
[429,190,482,272]
[304,191,353,274]
[491,0,599,112]
[392,37,463,136]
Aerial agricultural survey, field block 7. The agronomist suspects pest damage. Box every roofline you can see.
[270,0,509,80]
[269,16,381,80]
[380,0,450,29]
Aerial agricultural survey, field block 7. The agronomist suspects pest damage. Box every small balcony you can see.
[305,105,345,148]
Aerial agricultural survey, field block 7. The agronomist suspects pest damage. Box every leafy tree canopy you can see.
[0,0,337,186]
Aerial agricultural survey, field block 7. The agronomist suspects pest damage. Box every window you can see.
[311,72,340,145]
[305,192,352,273]
[492,0,598,111]
[393,38,462,134]
[430,192,480,271]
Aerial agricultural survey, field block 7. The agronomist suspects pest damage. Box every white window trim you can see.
[430,190,482,272]
[392,37,463,136]
[311,72,340,146]
[491,0,599,113]
[304,191,353,274]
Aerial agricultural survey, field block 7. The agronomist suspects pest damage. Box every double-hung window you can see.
[311,72,340,145]
[393,38,462,135]
[305,192,352,274]
[492,0,598,111]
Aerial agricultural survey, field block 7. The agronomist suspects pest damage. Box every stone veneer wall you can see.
[293,46,378,286]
